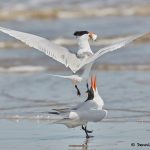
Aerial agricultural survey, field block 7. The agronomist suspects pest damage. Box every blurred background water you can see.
[0,0,150,150]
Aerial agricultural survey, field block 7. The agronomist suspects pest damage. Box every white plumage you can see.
[0,27,148,96]
[0,27,147,81]
[52,76,107,138]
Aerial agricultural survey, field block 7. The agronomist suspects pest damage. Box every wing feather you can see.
[0,27,81,73]
[79,33,148,68]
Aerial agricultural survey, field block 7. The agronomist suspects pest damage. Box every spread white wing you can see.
[0,27,82,73]
[79,33,148,68]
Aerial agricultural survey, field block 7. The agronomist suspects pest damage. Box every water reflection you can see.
[68,138,92,150]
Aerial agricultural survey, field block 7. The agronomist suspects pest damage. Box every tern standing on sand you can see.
[50,76,107,138]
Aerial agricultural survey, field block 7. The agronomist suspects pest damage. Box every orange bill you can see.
[93,75,96,90]
[91,75,96,91]
[88,32,94,39]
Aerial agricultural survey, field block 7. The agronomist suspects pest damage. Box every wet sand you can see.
[0,120,149,150]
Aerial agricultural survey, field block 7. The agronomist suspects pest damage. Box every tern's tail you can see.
[47,109,84,128]
[48,73,73,79]
[54,118,86,128]
[47,111,76,128]
[47,73,82,82]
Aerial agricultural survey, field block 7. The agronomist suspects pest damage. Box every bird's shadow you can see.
[68,138,92,150]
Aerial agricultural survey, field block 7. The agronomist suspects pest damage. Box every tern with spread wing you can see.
[0,27,147,95]
[50,76,107,138]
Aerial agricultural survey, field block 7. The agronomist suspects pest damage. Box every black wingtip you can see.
[47,111,60,115]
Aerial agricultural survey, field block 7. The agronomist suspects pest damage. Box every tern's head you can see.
[74,31,97,41]
[86,75,104,107]
[85,76,97,101]
[86,84,94,101]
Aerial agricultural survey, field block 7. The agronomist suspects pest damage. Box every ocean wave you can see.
[0,113,149,123]
[0,114,61,122]
[0,64,150,73]
[0,66,46,73]
[1,5,150,21]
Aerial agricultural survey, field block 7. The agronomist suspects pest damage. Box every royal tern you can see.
[0,27,147,95]
[50,76,107,138]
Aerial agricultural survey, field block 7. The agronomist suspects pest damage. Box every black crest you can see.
[85,83,94,102]
[74,31,89,36]
[85,88,94,101]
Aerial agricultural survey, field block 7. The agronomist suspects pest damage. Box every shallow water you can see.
[1,16,150,39]
[0,70,150,117]
[0,120,150,150]
[0,69,150,149]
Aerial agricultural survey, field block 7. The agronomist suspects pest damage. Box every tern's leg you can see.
[82,125,89,138]
[86,129,93,133]
[82,125,93,138]
[86,83,89,90]
[82,125,93,133]
[75,85,81,96]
